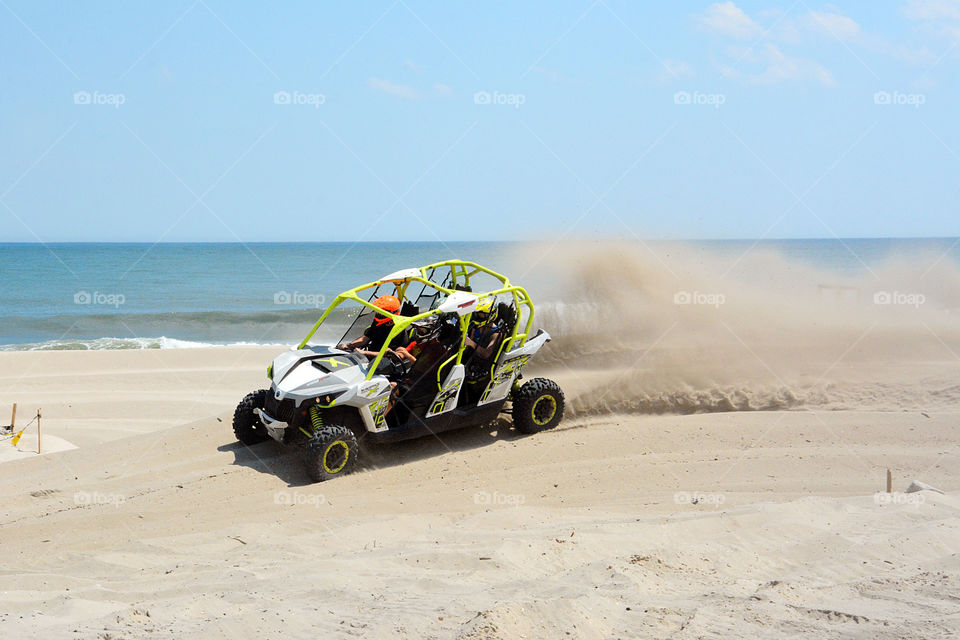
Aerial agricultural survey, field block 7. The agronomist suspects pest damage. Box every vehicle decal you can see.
[480,354,529,404]
[427,376,463,417]
[360,382,381,398]
[370,396,390,431]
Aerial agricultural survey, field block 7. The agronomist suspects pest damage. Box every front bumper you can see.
[255,408,288,442]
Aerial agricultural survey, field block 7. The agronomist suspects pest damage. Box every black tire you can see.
[233,389,270,445]
[513,378,564,434]
[304,425,358,482]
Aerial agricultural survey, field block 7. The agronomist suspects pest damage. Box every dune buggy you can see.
[232,260,564,482]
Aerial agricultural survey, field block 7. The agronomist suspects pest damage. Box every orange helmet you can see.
[371,295,401,325]
[373,295,401,313]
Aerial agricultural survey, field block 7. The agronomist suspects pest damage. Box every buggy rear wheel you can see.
[512,378,564,434]
[304,425,358,482]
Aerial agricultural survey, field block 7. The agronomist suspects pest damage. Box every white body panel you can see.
[426,364,465,417]
[478,330,551,406]
[381,268,421,282]
[259,346,393,440]
[436,291,479,316]
[360,391,392,432]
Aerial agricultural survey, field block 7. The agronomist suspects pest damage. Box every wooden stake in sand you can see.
[10,403,16,431]
[37,408,42,455]
[886,469,892,493]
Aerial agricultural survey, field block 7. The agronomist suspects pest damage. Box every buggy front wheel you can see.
[304,425,358,482]
[233,389,270,445]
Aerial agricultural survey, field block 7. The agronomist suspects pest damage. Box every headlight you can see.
[317,390,346,407]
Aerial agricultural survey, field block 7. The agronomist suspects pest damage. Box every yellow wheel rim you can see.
[323,440,350,474]
[531,395,557,426]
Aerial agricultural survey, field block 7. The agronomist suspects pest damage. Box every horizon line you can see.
[1,236,958,245]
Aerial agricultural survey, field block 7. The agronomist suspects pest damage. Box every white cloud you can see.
[902,0,960,42]
[367,78,418,100]
[695,4,871,85]
[664,59,696,77]
[725,43,836,86]
[887,43,939,65]
[531,66,566,82]
[804,11,861,41]
[699,4,862,43]
[697,2,763,39]
[433,83,454,96]
[657,59,695,83]
[902,0,960,21]
[699,1,956,78]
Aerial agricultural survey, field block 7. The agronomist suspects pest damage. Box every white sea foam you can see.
[0,337,280,351]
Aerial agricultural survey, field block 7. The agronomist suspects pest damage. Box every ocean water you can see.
[0,242,518,349]
[0,239,956,350]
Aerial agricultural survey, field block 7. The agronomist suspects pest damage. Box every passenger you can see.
[385,318,450,416]
[465,298,501,362]
[393,318,434,364]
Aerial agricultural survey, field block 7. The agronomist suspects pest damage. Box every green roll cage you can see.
[297,260,537,382]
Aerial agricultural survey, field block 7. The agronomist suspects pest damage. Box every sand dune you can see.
[3,245,959,637]
[1,346,959,638]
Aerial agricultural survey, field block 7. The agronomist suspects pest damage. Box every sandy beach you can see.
[1,346,958,638]
[4,0,959,636]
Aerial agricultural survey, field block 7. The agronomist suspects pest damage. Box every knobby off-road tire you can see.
[233,389,270,445]
[304,424,358,482]
[512,378,565,434]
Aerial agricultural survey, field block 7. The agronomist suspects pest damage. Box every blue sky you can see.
[1,0,957,242]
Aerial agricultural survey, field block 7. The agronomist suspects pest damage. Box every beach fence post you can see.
[37,408,42,454]
[10,403,16,431]
[886,469,892,493]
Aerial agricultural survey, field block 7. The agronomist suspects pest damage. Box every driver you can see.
[337,295,406,357]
